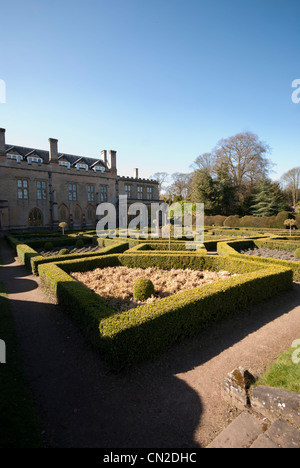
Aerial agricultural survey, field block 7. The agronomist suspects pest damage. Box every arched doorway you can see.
[28,208,43,227]
[86,204,96,227]
[59,204,69,223]
[73,205,82,228]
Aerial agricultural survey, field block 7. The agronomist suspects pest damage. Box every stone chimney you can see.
[134,168,139,179]
[108,150,117,172]
[49,138,58,162]
[0,128,6,155]
[101,150,108,165]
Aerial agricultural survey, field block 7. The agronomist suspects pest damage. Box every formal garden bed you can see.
[240,247,300,262]
[71,266,235,312]
[36,252,293,370]
[38,244,101,257]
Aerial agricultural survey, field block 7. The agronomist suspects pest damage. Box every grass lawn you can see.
[0,263,42,447]
[255,345,300,393]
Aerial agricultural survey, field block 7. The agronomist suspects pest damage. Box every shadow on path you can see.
[1,241,300,448]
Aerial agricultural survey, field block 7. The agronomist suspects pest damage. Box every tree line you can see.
[151,132,300,218]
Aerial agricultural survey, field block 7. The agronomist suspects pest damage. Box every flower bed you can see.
[71,266,235,312]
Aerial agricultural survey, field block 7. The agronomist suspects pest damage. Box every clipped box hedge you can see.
[38,252,293,370]
[217,238,300,282]
[125,242,208,255]
[254,238,300,253]
[16,244,41,269]
[30,240,130,275]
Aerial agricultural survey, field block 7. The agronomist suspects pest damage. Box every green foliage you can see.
[16,244,40,268]
[211,215,227,226]
[256,346,300,393]
[44,242,54,251]
[295,248,300,259]
[75,239,85,249]
[224,215,240,227]
[133,278,155,301]
[58,248,69,256]
[218,237,300,282]
[191,169,219,215]
[191,166,237,216]
[251,179,289,217]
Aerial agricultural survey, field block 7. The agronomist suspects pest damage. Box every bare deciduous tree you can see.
[150,172,170,196]
[166,173,193,200]
[281,167,300,210]
[191,152,216,176]
[213,132,272,188]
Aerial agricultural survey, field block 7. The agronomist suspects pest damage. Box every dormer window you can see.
[59,161,71,169]
[27,156,43,165]
[7,153,23,163]
[93,165,105,173]
[76,163,88,172]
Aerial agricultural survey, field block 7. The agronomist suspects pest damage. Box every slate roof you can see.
[4,144,106,169]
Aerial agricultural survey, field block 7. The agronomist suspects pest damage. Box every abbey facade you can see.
[0,128,159,232]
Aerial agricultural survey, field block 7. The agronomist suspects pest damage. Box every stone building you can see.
[0,128,159,232]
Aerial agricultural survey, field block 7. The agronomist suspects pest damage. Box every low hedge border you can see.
[16,244,41,269]
[124,242,208,255]
[30,240,130,275]
[254,238,300,252]
[38,253,293,370]
[217,238,300,282]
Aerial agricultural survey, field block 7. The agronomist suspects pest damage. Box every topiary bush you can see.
[224,215,240,228]
[295,248,300,259]
[44,242,54,252]
[76,239,85,249]
[133,278,155,301]
[58,249,69,256]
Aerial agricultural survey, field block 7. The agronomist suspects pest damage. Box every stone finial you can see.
[222,367,256,410]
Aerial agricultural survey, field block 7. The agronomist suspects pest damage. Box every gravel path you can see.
[1,241,300,448]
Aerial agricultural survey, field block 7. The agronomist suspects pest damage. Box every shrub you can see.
[239,216,254,228]
[133,278,155,301]
[284,218,297,236]
[211,215,227,226]
[58,249,69,256]
[76,239,85,249]
[274,211,290,229]
[224,215,240,227]
[204,216,214,226]
[44,242,53,251]
[59,222,68,235]
[295,248,300,259]
[16,244,40,268]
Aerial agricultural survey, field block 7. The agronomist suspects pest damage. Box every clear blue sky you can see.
[1,0,299,180]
